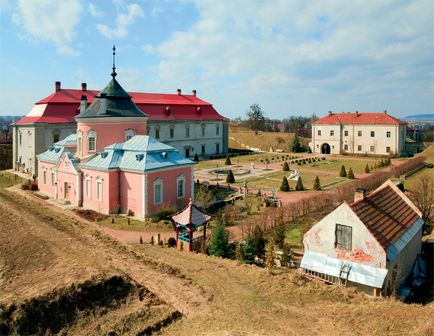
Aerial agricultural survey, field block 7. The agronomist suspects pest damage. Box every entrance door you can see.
[64,182,69,199]
[321,143,331,154]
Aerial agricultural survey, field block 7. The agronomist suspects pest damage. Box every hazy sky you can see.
[0,0,432,119]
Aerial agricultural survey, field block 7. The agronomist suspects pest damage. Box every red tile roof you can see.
[350,181,421,249]
[15,88,225,125]
[313,112,406,125]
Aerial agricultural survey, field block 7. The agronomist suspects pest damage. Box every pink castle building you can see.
[37,63,194,218]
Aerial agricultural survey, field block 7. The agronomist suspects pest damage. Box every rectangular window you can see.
[330,130,334,136]
[358,130,362,137]
[155,128,160,139]
[201,144,205,154]
[216,125,220,136]
[370,146,375,152]
[88,137,96,151]
[51,171,55,186]
[186,127,190,137]
[43,170,47,184]
[86,179,91,198]
[19,133,22,145]
[216,143,220,154]
[386,146,391,153]
[357,145,362,151]
[53,133,60,143]
[371,131,375,137]
[318,130,322,136]
[344,144,348,150]
[154,183,162,204]
[344,130,348,136]
[202,126,205,137]
[335,224,352,250]
[96,181,103,201]
[386,131,391,138]
[177,179,184,198]
[170,128,174,138]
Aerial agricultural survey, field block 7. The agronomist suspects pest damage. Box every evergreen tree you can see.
[226,169,235,183]
[347,167,355,179]
[295,177,304,191]
[282,161,289,171]
[273,220,286,249]
[313,176,321,190]
[290,134,302,153]
[251,225,266,258]
[339,165,347,177]
[208,218,229,258]
[280,176,290,192]
[243,234,256,264]
[365,164,370,173]
[225,155,232,165]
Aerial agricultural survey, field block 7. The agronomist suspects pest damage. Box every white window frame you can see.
[357,145,362,151]
[87,129,97,152]
[77,131,83,157]
[96,177,103,201]
[85,175,92,198]
[43,169,47,184]
[386,131,391,138]
[51,170,55,187]
[125,128,135,141]
[176,175,185,199]
[153,178,163,205]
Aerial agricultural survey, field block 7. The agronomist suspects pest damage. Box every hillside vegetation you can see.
[229,124,309,152]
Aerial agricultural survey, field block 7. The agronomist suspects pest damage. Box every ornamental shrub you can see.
[295,177,304,191]
[225,156,232,165]
[347,167,355,179]
[313,176,321,190]
[226,169,235,183]
[280,176,290,192]
[339,165,347,177]
[282,162,290,171]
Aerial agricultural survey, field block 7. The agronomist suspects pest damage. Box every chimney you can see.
[355,110,359,116]
[177,88,181,95]
[328,110,333,115]
[80,95,87,113]
[55,81,61,91]
[81,83,87,91]
[192,89,197,96]
[384,109,387,114]
[354,189,366,202]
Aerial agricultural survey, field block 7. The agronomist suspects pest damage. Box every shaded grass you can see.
[0,172,23,189]
[97,216,174,232]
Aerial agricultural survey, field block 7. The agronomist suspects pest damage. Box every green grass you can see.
[97,216,174,232]
[0,172,24,189]
[305,158,378,174]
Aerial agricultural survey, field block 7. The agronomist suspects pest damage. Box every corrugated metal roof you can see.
[301,251,388,288]
[387,218,424,262]
[121,135,174,152]
[55,134,77,146]
[37,134,77,163]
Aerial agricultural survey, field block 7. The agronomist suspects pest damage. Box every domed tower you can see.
[75,46,148,159]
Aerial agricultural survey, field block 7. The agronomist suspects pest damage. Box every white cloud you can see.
[149,0,433,118]
[12,0,82,56]
[97,3,144,39]
[88,3,104,18]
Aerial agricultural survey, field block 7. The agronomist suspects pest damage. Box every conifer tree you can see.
[282,161,289,171]
[243,234,256,264]
[208,218,229,258]
[313,176,321,190]
[251,225,266,258]
[365,164,370,173]
[386,157,391,166]
[280,176,290,192]
[347,167,355,179]
[225,155,232,165]
[226,169,235,183]
[290,134,302,153]
[339,165,347,177]
[295,177,304,191]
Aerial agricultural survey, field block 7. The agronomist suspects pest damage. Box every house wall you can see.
[81,168,116,214]
[120,171,144,217]
[311,123,407,156]
[147,120,226,157]
[77,119,147,158]
[56,157,79,206]
[303,203,387,268]
[37,160,57,197]
[146,166,193,215]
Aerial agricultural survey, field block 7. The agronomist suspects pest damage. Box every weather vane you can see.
[111,45,117,78]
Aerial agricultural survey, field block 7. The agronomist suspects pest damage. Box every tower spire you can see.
[111,45,117,78]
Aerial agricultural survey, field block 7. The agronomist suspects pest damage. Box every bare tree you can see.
[409,174,434,228]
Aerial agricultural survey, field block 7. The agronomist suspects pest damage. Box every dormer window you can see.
[125,129,135,141]
[87,129,96,152]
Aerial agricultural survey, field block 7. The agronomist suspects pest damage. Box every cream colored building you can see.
[310,111,407,156]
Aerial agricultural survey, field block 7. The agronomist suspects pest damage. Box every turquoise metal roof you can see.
[55,134,77,146]
[82,135,193,172]
[37,134,77,163]
[64,152,80,171]
[387,218,424,262]
[301,250,388,288]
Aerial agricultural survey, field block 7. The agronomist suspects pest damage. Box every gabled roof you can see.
[350,180,422,250]
[171,199,211,226]
[14,85,224,125]
[313,112,406,125]
[81,135,193,172]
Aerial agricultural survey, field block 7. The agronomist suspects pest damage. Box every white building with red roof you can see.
[13,82,227,175]
[310,111,407,156]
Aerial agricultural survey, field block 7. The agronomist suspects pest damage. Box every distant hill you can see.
[403,114,434,121]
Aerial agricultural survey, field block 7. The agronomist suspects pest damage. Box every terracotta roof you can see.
[350,181,421,249]
[313,112,406,125]
[171,199,211,226]
[14,86,224,125]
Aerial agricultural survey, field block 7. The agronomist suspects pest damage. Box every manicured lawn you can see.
[305,157,378,174]
[97,216,174,232]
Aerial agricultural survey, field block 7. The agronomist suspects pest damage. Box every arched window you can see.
[201,124,206,137]
[77,131,83,157]
[51,170,55,186]
[96,176,103,201]
[87,129,96,152]
[125,129,135,141]
[85,175,92,198]
[153,178,163,205]
[176,175,185,198]
[43,168,47,184]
